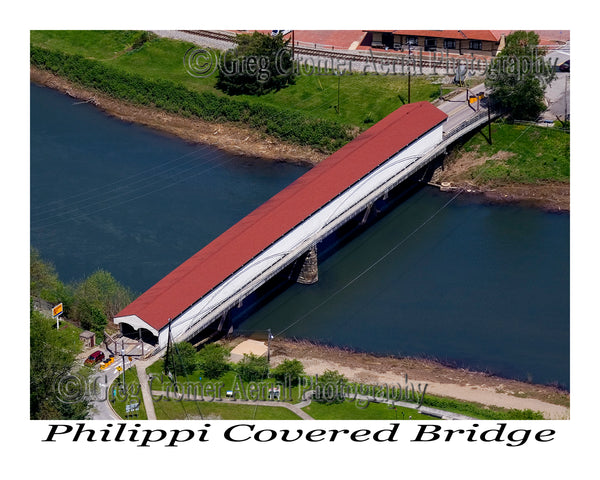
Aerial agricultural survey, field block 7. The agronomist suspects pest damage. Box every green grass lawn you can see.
[460,121,570,184]
[30,30,143,61]
[303,399,434,420]
[153,399,302,420]
[109,366,148,420]
[30,30,456,130]
[146,360,306,404]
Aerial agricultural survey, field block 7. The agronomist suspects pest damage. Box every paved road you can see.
[542,42,570,121]
[88,340,147,419]
[437,83,488,133]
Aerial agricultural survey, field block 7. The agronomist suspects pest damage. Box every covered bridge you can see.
[114,101,447,352]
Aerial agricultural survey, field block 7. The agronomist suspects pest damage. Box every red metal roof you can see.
[116,102,447,331]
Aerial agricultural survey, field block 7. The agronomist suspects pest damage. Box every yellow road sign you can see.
[52,303,63,317]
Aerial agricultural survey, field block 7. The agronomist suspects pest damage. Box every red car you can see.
[84,350,105,366]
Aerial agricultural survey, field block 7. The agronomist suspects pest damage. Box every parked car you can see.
[100,355,115,370]
[559,60,570,72]
[84,350,105,366]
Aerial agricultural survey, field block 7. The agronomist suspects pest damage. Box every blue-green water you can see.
[30,83,569,387]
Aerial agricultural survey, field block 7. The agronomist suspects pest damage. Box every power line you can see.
[30,148,239,231]
[275,187,463,337]
[30,144,218,216]
[275,114,521,337]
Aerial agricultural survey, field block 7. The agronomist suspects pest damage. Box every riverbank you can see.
[430,129,570,212]
[30,66,327,166]
[259,337,570,420]
[32,66,569,211]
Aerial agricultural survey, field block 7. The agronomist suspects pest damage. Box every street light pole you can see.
[407,42,411,103]
[336,73,341,114]
[121,339,126,391]
[267,328,273,362]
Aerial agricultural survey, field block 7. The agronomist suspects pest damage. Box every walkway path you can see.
[135,359,159,420]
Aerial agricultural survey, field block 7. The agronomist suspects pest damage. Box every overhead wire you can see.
[30,146,240,231]
[274,116,530,337]
[30,145,230,224]
[30,144,218,216]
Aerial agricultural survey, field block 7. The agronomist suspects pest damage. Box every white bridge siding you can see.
[153,122,445,351]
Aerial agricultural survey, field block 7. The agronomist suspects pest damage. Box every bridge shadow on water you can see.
[186,158,445,347]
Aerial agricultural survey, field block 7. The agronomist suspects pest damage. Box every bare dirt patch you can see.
[31,66,327,166]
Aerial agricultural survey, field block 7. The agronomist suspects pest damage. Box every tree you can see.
[216,31,295,96]
[196,343,231,379]
[30,308,91,419]
[75,298,107,336]
[30,247,72,308]
[313,369,348,404]
[164,341,198,377]
[271,358,305,385]
[236,353,269,382]
[486,31,556,120]
[71,269,133,332]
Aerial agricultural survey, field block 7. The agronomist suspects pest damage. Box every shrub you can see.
[197,343,231,379]
[164,341,198,377]
[271,359,305,385]
[236,353,269,382]
[314,369,347,404]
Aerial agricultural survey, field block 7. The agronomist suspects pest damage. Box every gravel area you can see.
[151,30,235,50]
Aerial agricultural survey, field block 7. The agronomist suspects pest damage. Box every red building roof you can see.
[368,30,500,42]
[116,102,447,331]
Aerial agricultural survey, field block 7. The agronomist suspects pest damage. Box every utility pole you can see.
[487,97,492,145]
[337,73,341,114]
[138,328,144,357]
[407,42,411,103]
[267,328,273,362]
[120,339,126,391]
[564,74,569,123]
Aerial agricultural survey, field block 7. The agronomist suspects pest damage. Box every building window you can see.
[444,38,456,49]
[469,40,482,50]
[424,38,437,51]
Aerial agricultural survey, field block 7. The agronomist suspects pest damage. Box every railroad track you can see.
[180,30,489,73]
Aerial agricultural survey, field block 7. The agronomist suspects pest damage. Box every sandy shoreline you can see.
[254,338,570,420]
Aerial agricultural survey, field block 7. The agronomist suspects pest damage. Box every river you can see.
[30,83,570,388]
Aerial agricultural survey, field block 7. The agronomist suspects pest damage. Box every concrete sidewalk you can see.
[135,359,159,420]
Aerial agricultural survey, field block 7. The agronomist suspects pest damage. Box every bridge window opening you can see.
[120,322,157,346]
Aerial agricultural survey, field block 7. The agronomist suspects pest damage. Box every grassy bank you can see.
[448,120,570,184]
[30,30,454,152]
